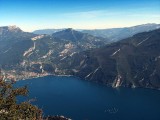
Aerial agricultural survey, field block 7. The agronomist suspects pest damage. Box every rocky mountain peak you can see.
[64,28,73,32]
[8,25,21,31]
[0,25,22,35]
[52,28,83,42]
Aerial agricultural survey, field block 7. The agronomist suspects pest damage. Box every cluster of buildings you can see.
[0,69,15,82]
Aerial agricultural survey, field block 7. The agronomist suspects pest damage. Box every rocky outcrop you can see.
[43,115,71,120]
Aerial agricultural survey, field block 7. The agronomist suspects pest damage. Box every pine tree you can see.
[0,70,43,120]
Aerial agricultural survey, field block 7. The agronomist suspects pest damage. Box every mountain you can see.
[0,28,106,79]
[58,28,160,89]
[0,26,37,67]
[0,25,34,48]
[29,28,106,62]
[1,25,160,89]
[82,23,160,42]
[33,29,63,35]
[0,25,35,41]
[33,23,160,42]
[52,28,107,44]
[53,28,83,41]
[0,25,22,34]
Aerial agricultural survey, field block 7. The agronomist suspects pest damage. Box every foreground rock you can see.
[44,116,71,120]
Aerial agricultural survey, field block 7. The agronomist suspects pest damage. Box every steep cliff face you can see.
[59,29,160,89]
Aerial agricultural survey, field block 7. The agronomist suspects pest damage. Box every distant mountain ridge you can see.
[82,23,160,41]
[33,28,63,35]
[32,23,160,42]
[52,28,107,43]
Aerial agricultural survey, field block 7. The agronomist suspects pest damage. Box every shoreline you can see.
[3,68,158,91]
[16,74,74,81]
[15,74,160,91]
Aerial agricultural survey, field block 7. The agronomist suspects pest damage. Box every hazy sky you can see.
[0,0,160,32]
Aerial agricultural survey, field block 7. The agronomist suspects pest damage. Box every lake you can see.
[15,76,160,120]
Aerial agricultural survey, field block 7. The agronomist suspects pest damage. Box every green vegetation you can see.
[0,73,43,120]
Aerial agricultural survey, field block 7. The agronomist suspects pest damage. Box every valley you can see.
[0,24,160,89]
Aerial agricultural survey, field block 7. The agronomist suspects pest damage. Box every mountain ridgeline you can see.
[0,25,160,89]
[83,23,160,42]
[0,26,107,74]
[58,29,160,89]
[33,23,160,42]
[33,28,63,35]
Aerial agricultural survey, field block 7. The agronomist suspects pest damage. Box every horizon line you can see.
[1,22,160,32]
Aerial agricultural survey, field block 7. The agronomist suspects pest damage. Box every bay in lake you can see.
[15,76,160,120]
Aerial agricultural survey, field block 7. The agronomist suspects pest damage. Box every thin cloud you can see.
[63,10,121,19]
[62,8,160,19]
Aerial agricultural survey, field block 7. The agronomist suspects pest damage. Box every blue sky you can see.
[0,0,160,31]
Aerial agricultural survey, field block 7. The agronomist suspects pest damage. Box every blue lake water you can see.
[15,76,160,120]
